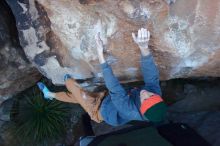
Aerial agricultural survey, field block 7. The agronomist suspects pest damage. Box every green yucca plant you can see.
[7,86,71,146]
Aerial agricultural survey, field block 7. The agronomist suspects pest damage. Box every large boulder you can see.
[5,0,220,85]
[0,0,41,105]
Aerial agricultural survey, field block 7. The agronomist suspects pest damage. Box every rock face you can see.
[5,0,220,86]
[0,0,41,105]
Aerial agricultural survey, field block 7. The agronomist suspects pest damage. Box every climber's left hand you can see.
[95,32,104,56]
[95,32,106,64]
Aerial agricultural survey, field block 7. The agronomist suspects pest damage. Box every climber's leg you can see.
[64,76,105,123]
[37,82,55,100]
[37,82,78,103]
[55,92,78,103]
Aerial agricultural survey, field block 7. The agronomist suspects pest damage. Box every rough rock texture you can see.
[5,0,220,86]
[0,0,41,105]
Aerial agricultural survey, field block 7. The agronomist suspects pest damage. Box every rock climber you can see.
[37,28,167,126]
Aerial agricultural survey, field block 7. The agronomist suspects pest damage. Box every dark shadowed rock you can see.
[0,0,41,105]
[168,111,220,146]
[165,78,220,146]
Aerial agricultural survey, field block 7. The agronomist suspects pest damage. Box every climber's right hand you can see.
[132,28,150,56]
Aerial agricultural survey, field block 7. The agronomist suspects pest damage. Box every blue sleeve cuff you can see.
[141,54,152,61]
[100,62,109,70]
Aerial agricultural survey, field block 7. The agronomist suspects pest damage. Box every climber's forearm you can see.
[95,32,106,64]
[140,54,162,96]
[98,53,106,64]
[140,47,150,57]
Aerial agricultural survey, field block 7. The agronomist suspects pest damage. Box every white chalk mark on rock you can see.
[17,1,28,14]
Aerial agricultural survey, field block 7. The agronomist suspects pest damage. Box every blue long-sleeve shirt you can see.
[100,54,161,126]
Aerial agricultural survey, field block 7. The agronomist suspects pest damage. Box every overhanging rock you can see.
[6,0,220,85]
